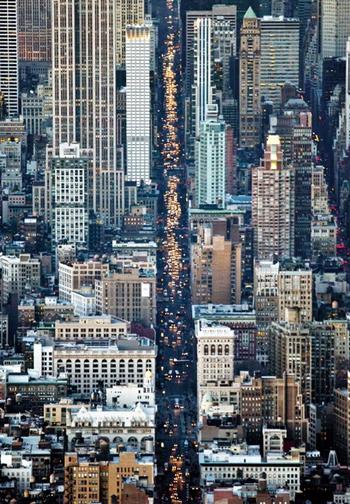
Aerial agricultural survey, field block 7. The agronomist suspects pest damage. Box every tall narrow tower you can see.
[346,38,350,150]
[126,22,152,186]
[252,135,295,260]
[239,7,261,148]
[52,0,124,226]
[194,17,213,139]
[0,0,18,117]
[292,112,313,259]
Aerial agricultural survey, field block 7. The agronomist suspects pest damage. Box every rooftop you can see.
[244,7,256,19]
[70,403,155,427]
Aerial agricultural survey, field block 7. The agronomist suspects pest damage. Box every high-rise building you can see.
[239,373,307,444]
[185,5,237,96]
[292,112,313,259]
[196,320,235,400]
[18,0,51,62]
[346,38,350,150]
[0,140,22,191]
[0,0,18,117]
[95,269,157,327]
[270,0,292,16]
[0,254,41,304]
[193,17,213,139]
[52,0,124,226]
[278,269,313,322]
[116,0,145,66]
[321,0,350,58]
[51,143,90,248]
[239,7,261,147]
[191,218,242,305]
[195,104,226,208]
[252,135,295,260]
[260,16,299,110]
[212,12,237,96]
[310,322,335,405]
[271,311,336,408]
[58,260,109,303]
[334,372,350,465]
[270,308,312,406]
[254,260,280,331]
[126,22,152,186]
[185,6,237,161]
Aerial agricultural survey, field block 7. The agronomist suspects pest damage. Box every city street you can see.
[155,0,200,502]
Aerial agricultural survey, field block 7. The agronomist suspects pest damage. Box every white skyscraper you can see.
[51,143,89,247]
[126,22,152,186]
[0,0,18,117]
[194,17,213,138]
[196,104,226,208]
[346,38,350,150]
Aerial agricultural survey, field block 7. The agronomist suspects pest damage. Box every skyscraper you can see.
[126,22,152,186]
[116,0,145,67]
[193,17,213,139]
[196,104,226,208]
[18,0,51,62]
[239,7,261,148]
[191,218,242,305]
[0,0,18,117]
[185,6,237,162]
[252,135,295,260]
[321,0,350,58]
[51,143,89,248]
[346,38,350,150]
[292,112,313,259]
[185,5,237,96]
[52,0,124,226]
[260,16,300,110]
[278,270,313,322]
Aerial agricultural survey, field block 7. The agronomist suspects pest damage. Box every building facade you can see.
[239,8,261,147]
[278,269,313,322]
[52,0,124,226]
[58,261,109,302]
[126,23,152,186]
[95,269,156,327]
[0,254,41,304]
[51,143,89,247]
[0,0,18,117]
[321,0,350,58]
[191,218,242,305]
[34,337,156,396]
[64,451,153,504]
[195,104,226,208]
[260,16,299,109]
[116,0,144,66]
[196,321,235,404]
[252,135,295,260]
[18,0,51,62]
